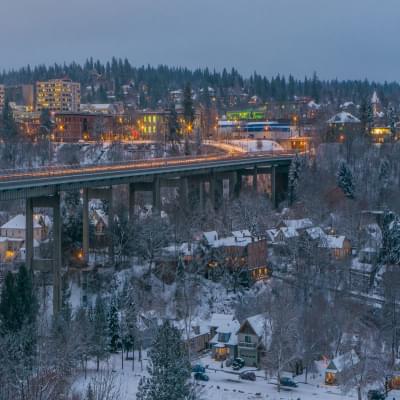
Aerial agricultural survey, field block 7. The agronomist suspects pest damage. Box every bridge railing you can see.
[0,150,297,181]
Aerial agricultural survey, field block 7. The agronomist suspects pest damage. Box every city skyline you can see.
[1,0,399,82]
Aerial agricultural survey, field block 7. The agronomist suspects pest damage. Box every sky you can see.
[1,0,399,82]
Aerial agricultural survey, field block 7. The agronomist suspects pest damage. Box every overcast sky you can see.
[1,0,398,81]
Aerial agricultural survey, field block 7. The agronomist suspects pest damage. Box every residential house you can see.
[320,235,352,259]
[278,218,314,231]
[174,319,210,354]
[209,316,240,361]
[326,112,361,142]
[1,214,44,241]
[202,230,269,283]
[237,314,269,367]
[325,350,360,385]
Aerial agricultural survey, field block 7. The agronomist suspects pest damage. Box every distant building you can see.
[134,110,169,138]
[0,85,5,110]
[326,111,361,142]
[36,79,81,112]
[209,315,240,361]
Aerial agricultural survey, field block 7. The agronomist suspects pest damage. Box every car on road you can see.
[239,371,256,381]
[232,358,245,370]
[280,377,298,388]
[367,390,386,400]
[193,372,209,381]
[191,364,206,373]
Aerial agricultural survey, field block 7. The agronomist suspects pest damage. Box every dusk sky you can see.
[1,0,398,81]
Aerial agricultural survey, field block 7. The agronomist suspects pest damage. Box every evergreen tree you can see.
[336,160,355,199]
[91,295,109,370]
[136,321,191,400]
[167,104,180,147]
[388,105,397,138]
[121,283,138,369]
[85,383,95,400]
[39,108,52,137]
[107,295,120,353]
[0,272,17,333]
[1,98,18,140]
[183,83,194,134]
[288,154,302,205]
[380,212,400,265]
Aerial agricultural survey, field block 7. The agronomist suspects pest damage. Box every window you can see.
[245,335,251,343]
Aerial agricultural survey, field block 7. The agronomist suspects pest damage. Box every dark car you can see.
[194,372,209,381]
[280,377,298,388]
[367,390,386,400]
[191,364,206,373]
[232,358,245,370]
[240,371,256,381]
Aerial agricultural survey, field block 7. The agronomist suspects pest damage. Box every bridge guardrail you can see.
[0,150,297,182]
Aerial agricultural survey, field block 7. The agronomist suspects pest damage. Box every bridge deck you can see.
[0,151,295,200]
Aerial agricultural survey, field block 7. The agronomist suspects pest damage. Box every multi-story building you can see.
[0,85,5,110]
[36,79,81,112]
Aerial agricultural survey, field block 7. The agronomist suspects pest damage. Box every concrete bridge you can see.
[0,150,294,313]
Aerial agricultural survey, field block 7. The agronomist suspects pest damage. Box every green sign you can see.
[226,110,265,121]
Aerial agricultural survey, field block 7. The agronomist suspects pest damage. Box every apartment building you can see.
[36,79,80,112]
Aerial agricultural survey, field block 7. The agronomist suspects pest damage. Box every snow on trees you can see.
[337,160,355,199]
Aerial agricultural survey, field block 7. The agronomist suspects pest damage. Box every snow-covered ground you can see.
[73,352,400,400]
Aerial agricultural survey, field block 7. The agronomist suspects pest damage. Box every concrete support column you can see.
[210,175,216,208]
[199,180,205,211]
[52,194,62,315]
[82,188,89,262]
[271,166,276,208]
[179,178,189,209]
[234,172,242,198]
[152,177,161,211]
[129,183,135,220]
[253,167,258,192]
[25,198,34,271]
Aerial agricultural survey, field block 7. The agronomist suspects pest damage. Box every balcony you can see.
[238,341,257,349]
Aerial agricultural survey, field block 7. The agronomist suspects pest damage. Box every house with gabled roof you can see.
[325,350,360,385]
[237,313,270,367]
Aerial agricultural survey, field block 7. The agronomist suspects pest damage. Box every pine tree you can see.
[381,213,400,265]
[136,321,191,400]
[107,295,120,353]
[0,272,17,332]
[1,98,18,140]
[288,154,303,205]
[122,284,138,369]
[91,295,109,370]
[336,160,355,199]
[388,105,397,138]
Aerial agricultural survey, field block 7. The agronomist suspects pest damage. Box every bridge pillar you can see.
[82,188,89,262]
[152,177,161,211]
[52,194,62,315]
[253,167,258,192]
[26,195,62,315]
[234,172,242,198]
[129,183,135,220]
[25,198,34,271]
[199,180,205,210]
[179,178,189,209]
[271,166,276,207]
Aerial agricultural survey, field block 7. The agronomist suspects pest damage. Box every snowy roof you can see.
[162,242,198,257]
[210,318,240,346]
[327,112,361,124]
[340,101,355,109]
[92,209,109,227]
[321,235,348,249]
[266,229,278,242]
[245,314,267,337]
[351,258,374,273]
[305,227,327,241]
[203,231,219,246]
[209,313,235,329]
[1,214,41,230]
[282,218,313,230]
[279,227,299,239]
[232,230,251,239]
[326,350,360,373]
[308,100,321,110]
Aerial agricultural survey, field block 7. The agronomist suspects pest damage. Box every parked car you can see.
[191,364,206,373]
[240,371,256,381]
[193,372,209,381]
[280,377,298,388]
[367,390,386,400]
[232,358,245,370]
